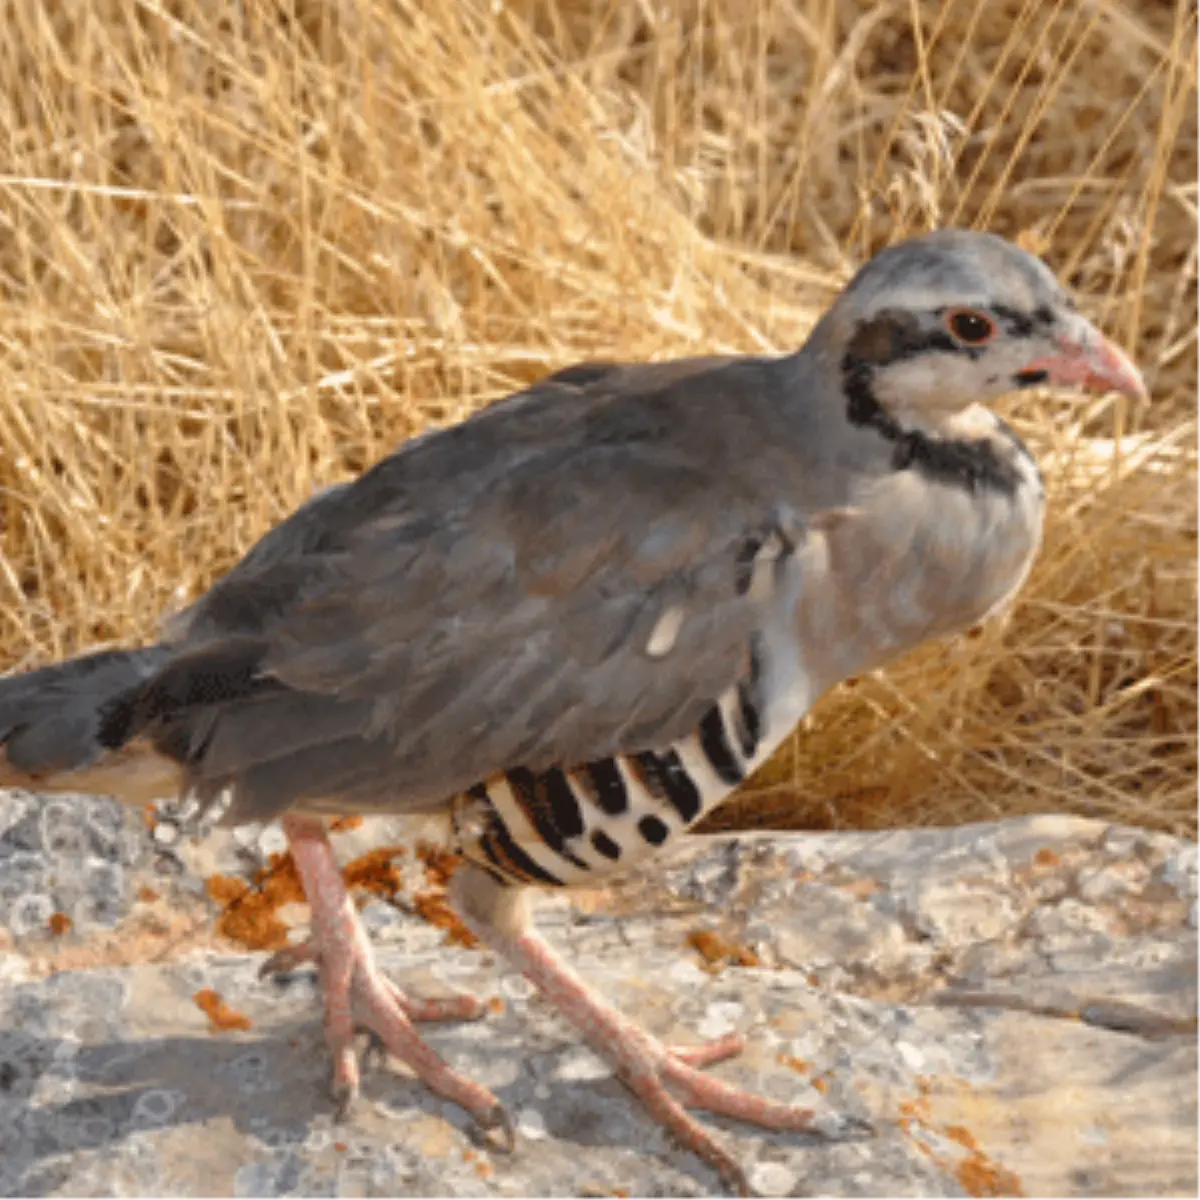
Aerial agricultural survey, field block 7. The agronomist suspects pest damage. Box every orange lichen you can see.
[399,841,478,946]
[343,845,407,899]
[206,851,306,952]
[956,1147,1024,1197]
[685,929,760,970]
[415,840,464,887]
[330,815,364,832]
[461,1149,493,1179]
[487,996,506,1015]
[898,1091,1024,1198]
[412,891,478,948]
[194,988,253,1032]
[941,1124,1025,1196]
[136,885,160,903]
[1033,848,1061,868]
[945,1124,978,1150]
[206,841,412,956]
[204,833,475,954]
[811,1076,828,1093]
[778,1053,811,1074]
[47,911,72,936]
[141,803,158,829]
[897,1092,933,1136]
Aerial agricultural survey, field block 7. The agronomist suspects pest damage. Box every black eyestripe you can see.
[1014,368,1049,388]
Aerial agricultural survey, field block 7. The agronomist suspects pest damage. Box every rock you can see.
[0,794,1195,1198]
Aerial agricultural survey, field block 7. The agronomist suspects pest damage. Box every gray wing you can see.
[126,356,811,823]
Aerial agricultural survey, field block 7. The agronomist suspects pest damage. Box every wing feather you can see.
[132,355,813,822]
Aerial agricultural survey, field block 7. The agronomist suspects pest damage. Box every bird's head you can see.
[821,229,1147,433]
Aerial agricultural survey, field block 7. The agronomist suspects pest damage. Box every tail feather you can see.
[0,639,347,819]
[0,636,431,824]
[0,646,182,802]
[95,636,278,754]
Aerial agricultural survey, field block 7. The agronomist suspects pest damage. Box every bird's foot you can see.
[619,1030,871,1195]
[261,938,486,1024]
[321,943,508,1149]
[280,815,511,1150]
[488,923,871,1196]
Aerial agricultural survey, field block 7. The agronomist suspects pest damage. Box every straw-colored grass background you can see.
[0,0,1195,837]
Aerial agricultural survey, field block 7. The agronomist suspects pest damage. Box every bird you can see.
[0,229,1146,1195]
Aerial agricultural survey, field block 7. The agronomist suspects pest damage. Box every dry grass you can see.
[0,0,1194,837]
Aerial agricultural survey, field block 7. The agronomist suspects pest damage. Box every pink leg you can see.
[277,815,511,1147]
[451,866,870,1197]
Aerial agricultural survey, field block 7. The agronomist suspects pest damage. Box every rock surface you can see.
[0,789,1195,1198]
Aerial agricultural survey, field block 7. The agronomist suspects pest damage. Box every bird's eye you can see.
[944,308,997,345]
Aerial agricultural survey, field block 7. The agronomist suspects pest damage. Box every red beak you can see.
[1021,324,1148,402]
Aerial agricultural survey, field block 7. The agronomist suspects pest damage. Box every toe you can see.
[260,939,318,978]
[666,1032,746,1068]
[388,982,488,1023]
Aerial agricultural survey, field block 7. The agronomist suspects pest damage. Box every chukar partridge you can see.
[0,230,1146,1194]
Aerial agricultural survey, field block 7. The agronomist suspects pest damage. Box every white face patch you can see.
[871,350,991,419]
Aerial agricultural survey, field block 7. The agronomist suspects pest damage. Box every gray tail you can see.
[0,647,172,794]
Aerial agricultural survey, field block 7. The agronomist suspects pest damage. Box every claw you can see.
[361,1029,388,1074]
[725,1163,752,1198]
[471,1101,516,1155]
[332,1080,357,1123]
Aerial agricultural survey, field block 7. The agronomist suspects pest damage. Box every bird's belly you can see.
[796,469,1045,689]
[449,636,810,888]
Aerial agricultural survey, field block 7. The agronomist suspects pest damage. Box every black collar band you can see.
[841,353,1027,498]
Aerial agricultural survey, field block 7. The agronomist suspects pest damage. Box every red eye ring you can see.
[944,308,997,345]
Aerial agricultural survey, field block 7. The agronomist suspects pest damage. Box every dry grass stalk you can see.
[0,0,1194,836]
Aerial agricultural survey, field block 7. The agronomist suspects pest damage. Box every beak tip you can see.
[1100,342,1149,404]
[1026,329,1150,404]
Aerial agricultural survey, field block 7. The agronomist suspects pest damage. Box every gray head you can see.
[814,229,1146,428]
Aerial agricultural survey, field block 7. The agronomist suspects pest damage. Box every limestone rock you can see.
[1,792,1195,1197]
